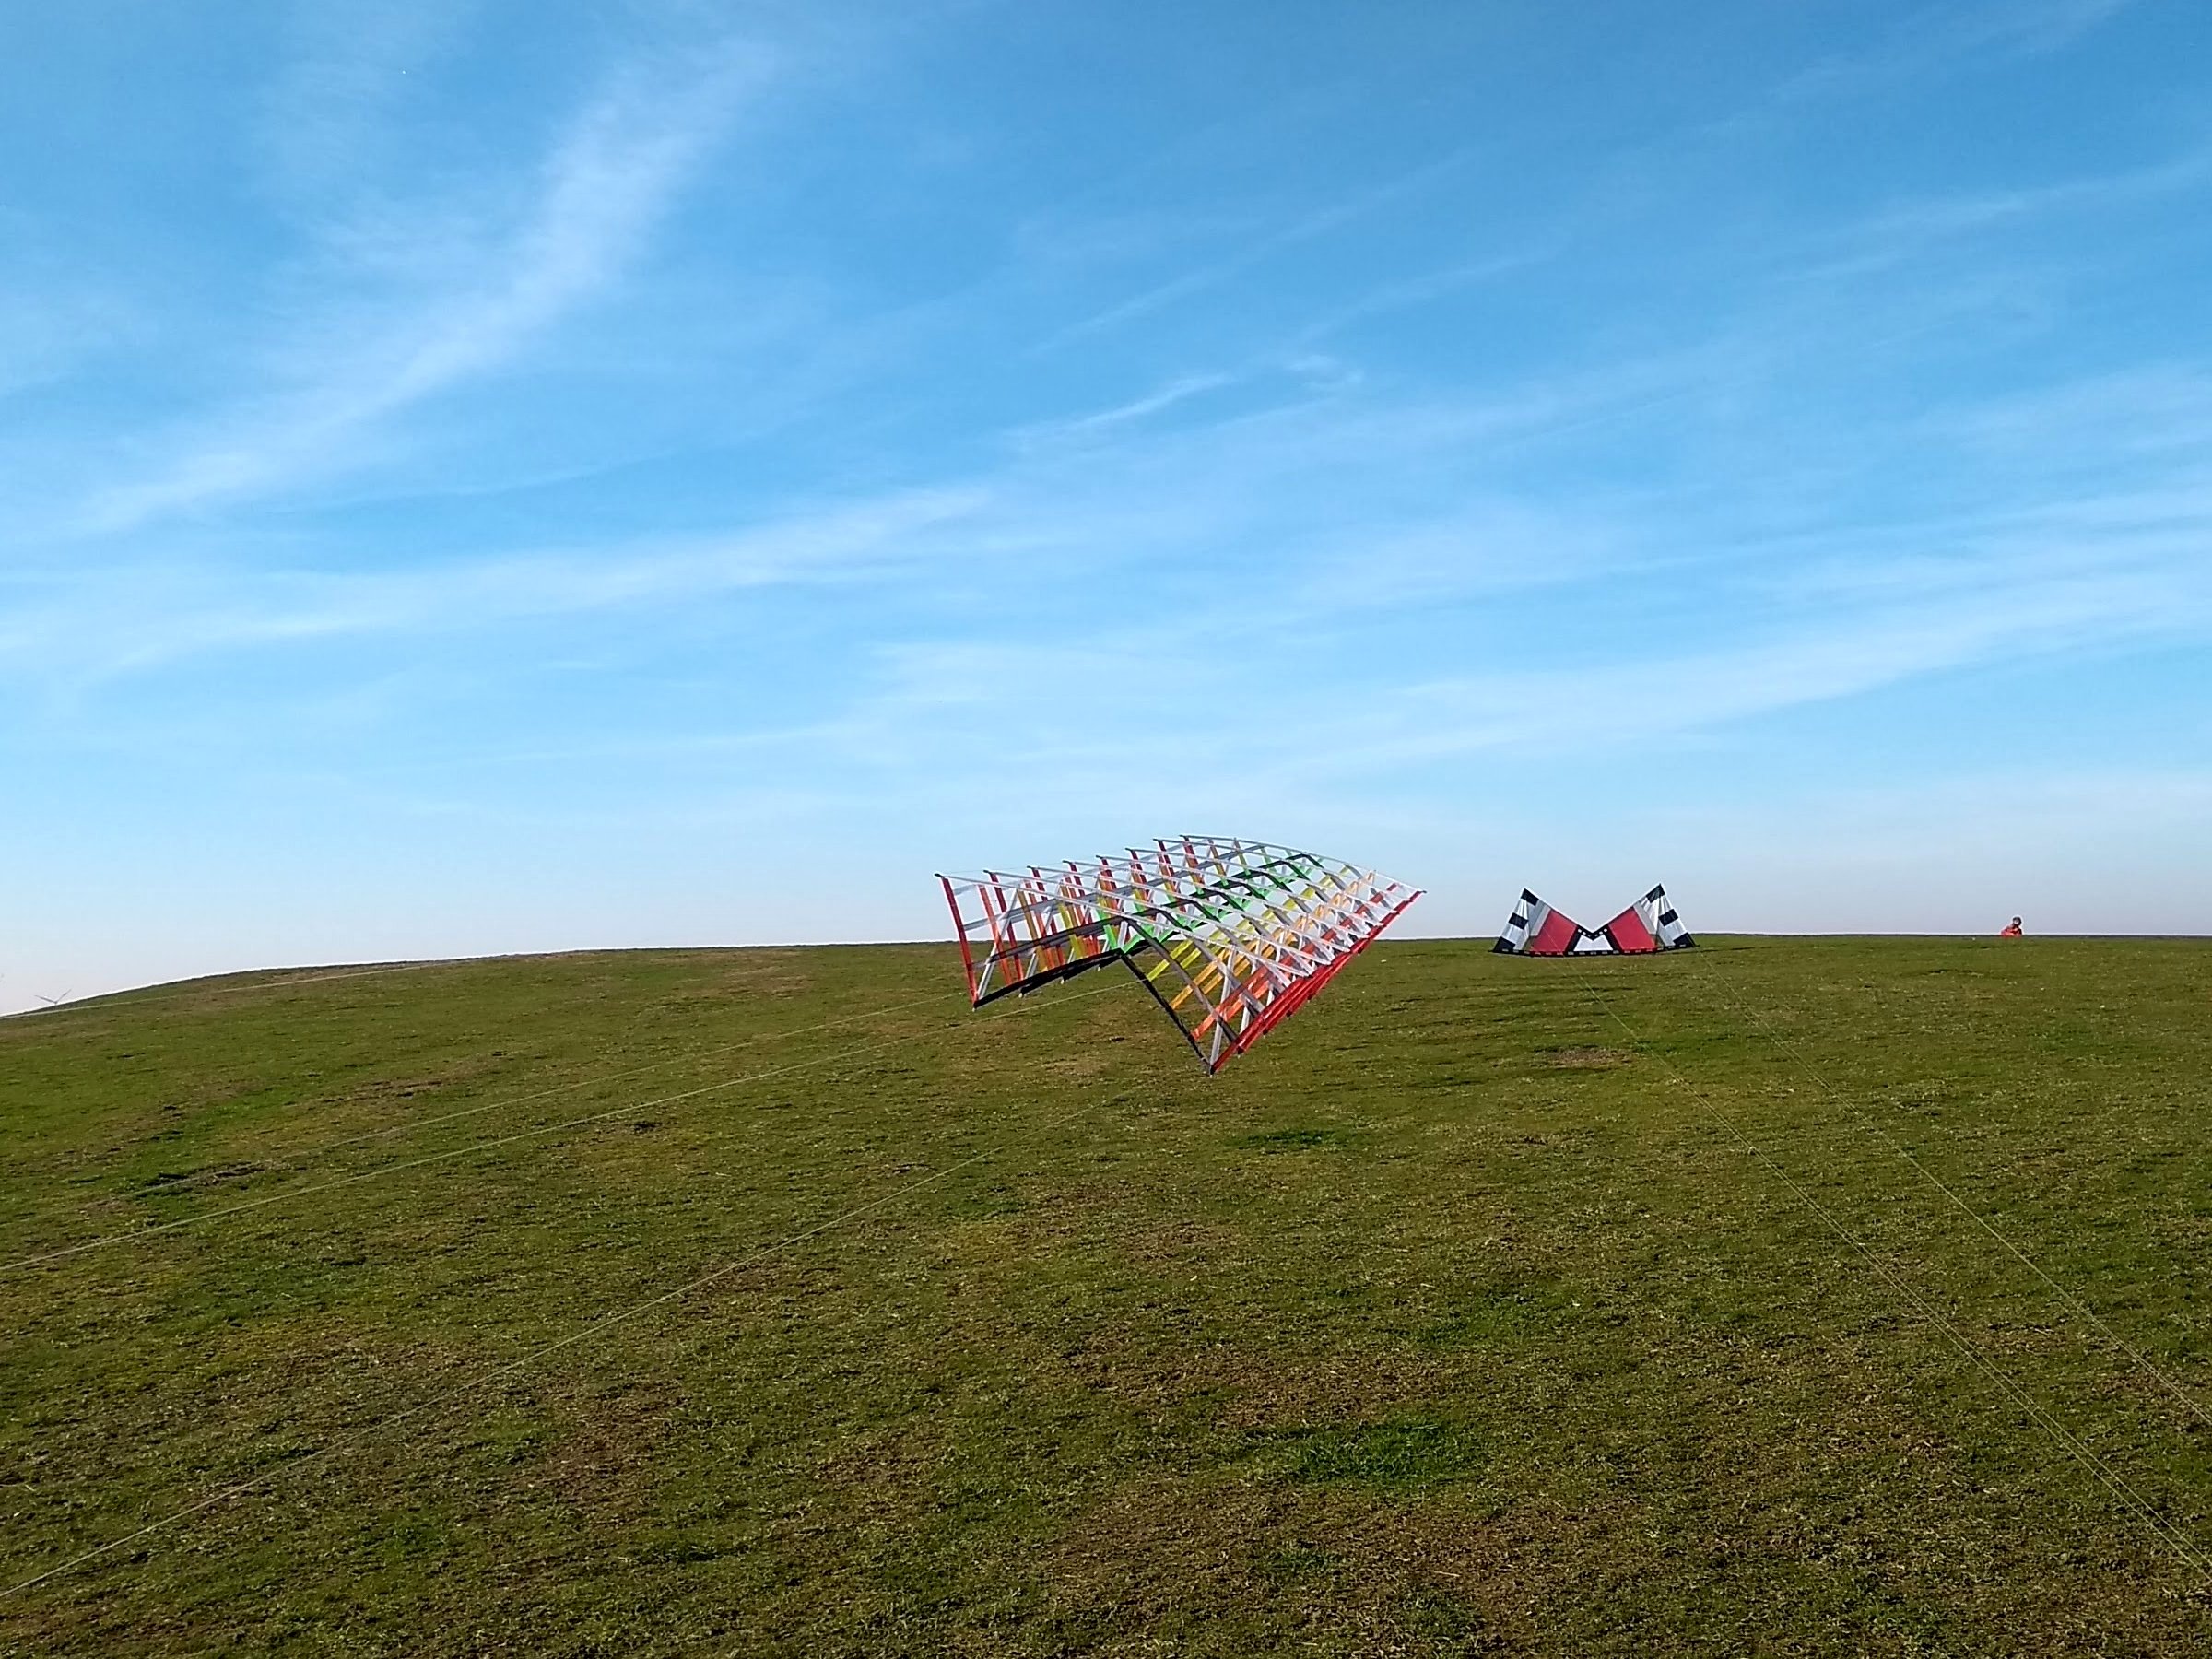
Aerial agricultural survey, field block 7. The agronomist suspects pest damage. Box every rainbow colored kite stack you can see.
[938,835,1420,1071]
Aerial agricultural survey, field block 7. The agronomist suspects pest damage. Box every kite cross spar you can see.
[938,835,1420,1071]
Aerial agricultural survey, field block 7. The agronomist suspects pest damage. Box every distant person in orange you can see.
[1999,916,2023,936]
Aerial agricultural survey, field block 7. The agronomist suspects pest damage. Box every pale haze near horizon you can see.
[5,1,2210,1016]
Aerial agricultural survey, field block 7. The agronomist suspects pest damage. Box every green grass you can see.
[3,935,2211,1654]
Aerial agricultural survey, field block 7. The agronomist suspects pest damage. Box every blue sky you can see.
[5,0,2210,1011]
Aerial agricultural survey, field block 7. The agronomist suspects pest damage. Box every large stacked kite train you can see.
[939,836,1420,1072]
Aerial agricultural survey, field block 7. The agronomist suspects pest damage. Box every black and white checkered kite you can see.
[1494,884,1695,956]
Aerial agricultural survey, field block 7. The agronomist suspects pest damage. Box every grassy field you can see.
[4,935,2211,1655]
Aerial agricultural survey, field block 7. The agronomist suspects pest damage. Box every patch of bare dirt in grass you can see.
[656,961,819,1016]
[808,1419,948,1537]
[1536,1046,1631,1070]
[335,1068,498,1110]
[1110,1216,1243,1269]
[1043,1046,1120,1083]
[1044,1342,1463,1437]
[1041,1471,1554,1654]
[133,1159,271,1194]
[528,1375,693,1523]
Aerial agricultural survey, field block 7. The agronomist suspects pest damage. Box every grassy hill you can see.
[4,935,2210,1655]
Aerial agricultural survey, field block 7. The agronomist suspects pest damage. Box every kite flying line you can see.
[0,1024,1137,1601]
[1,979,1118,1276]
[6,1020,925,1274]
[1580,974,2212,1586]
[0,958,480,1024]
[1,946,889,1023]
[307,989,964,1159]
[1688,959,2212,1438]
[14,982,960,1199]
[14,986,967,1266]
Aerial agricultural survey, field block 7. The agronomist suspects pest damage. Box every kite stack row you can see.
[938,836,1420,1071]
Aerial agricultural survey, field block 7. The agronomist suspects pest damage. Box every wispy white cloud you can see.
[1289,250,1554,348]
[23,313,2212,744]
[1807,141,2212,276]
[1034,149,1478,350]
[417,420,2212,818]
[1923,365,2212,462]
[1371,559,2205,766]
[80,37,773,535]
[808,369,2212,798]
[606,525,2205,843]
[1754,0,2144,116]
[1974,0,2142,56]
[1006,537,2198,788]
[1010,371,1236,449]
[3,486,984,685]
[254,0,483,209]
[0,280,132,406]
